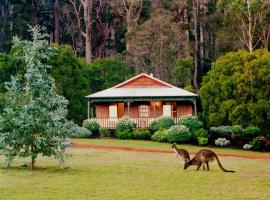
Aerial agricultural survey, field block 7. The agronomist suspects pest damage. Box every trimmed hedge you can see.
[150,116,174,131]
[115,129,133,140]
[198,137,208,146]
[134,128,152,140]
[82,119,100,132]
[116,116,136,132]
[99,128,110,137]
[243,127,261,137]
[177,116,203,133]
[166,125,191,143]
[74,127,92,138]
[151,128,168,142]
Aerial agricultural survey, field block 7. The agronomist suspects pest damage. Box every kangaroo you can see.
[172,143,190,164]
[184,149,235,173]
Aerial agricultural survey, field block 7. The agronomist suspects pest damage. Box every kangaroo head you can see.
[184,160,192,170]
[171,143,177,148]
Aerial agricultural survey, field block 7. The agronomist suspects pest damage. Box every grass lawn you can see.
[0,139,269,200]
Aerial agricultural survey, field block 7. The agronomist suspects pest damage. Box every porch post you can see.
[154,99,157,118]
[87,100,90,119]
[193,99,197,116]
[127,101,131,116]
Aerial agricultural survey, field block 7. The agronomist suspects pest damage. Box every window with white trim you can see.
[109,105,117,118]
[139,105,150,117]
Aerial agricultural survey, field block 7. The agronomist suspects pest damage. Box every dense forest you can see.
[0,0,270,127]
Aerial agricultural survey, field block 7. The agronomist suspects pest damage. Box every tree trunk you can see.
[54,0,60,44]
[84,1,93,63]
[192,0,199,93]
[247,0,253,53]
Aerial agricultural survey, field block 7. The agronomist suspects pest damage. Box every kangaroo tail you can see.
[214,153,235,173]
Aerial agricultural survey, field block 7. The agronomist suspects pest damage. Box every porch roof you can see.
[86,73,198,101]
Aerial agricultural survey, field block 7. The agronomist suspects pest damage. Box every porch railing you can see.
[93,117,182,129]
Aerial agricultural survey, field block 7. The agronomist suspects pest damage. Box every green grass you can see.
[76,138,270,156]
[0,139,269,200]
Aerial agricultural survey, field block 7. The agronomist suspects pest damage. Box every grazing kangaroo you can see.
[184,149,235,173]
[172,143,190,164]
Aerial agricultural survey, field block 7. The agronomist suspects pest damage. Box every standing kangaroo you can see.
[184,149,235,173]
[172,143,190,164]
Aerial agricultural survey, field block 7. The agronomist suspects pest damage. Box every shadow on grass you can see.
[0,165,82,174]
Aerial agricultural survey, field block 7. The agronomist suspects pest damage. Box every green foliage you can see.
[194,128,209,140]
[166,125,191,143]
[231,125,243,136]
[184,85,195,93]
[150,116,174,132]
[115,130,133,140]
[116,116,136,132]
[0,27,85,169]
[133,128,152,140]
[99,128,110,137]
[151,128,168,142]
[250,136,263,150]
[86,56,132,92]
[243,127,261,137]
[82,119,100,132]
[177,116,203,133]
[73,128,93,138]
[198,137,208,146]
[171,57,194,87]
[49,45,90,125]
[210,126,232,137]
[200,50,270,132]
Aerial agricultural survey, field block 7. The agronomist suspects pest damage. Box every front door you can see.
[117,103,125,118]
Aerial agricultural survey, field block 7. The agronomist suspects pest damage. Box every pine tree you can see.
[0,26,88,170]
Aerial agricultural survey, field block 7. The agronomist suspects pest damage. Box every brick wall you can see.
[177,102,193,118]
[95,104,109,118]
[95,102,194,118]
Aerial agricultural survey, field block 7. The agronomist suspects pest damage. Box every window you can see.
[109,105,117,118]
[163,105,172,116]
[139,105,150,117]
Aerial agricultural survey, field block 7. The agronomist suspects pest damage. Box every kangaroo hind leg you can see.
[196,162,202,171]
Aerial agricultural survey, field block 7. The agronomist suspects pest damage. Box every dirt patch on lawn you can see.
[74,143,270,160]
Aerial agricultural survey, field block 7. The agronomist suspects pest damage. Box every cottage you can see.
[86,73,198,129]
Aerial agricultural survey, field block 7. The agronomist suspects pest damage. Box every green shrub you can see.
[215,138,230,146]
[150,116,174,131]
[194,128,208,139]
[82,119,100,132]
[249,136,264,150]
[99,128,110,137]
[116,116,136,132]
[133,128,152,140]
[243,127,261,137]
[231,125,243,135]
[151,128,168,142]
[210,126,232,137]
[166,125,191,143]
[177,116,203,133]
[198,137,208,146]
[74,127,92,138]
[115,129,133,140]
[193,128,209,145]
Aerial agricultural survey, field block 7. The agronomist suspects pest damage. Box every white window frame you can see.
[163,105,172,117]
[139,105,150,118]
[109,105,117,118]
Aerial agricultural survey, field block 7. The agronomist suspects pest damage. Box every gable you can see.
[116,75,171,88]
